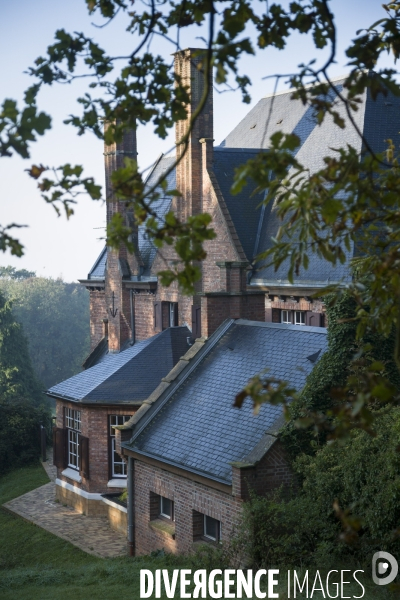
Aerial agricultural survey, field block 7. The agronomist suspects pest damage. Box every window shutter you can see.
[161,301,169,330]
[306,311,322,327]
[265,308,272,322]
[154,301,162,332]
[53,427,66,469]
[174,303,179,327]
[79,435,90,479]
[108,434,113,481]
[191,306,201,339]
[272,308,281,323]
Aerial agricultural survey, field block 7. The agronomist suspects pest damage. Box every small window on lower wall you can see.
[193,510,221,543]
[160,496,174,521]
[204,515,221,542]
[150,491,174,521]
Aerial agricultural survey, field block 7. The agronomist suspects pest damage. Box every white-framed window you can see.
[294,311,306,326]
[281,310,291,324]
[68,430,79,469]
[203,515,221,542]
[109,415,130,477]
[65,408,81,470]
[160,496,174,520]
[66,408,81,431]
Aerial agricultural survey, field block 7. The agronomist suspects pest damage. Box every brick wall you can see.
[232,441,296,501]
[133,460,243,555]
[133,293,157,341]
[201,171,241,293]
[201,293,265,337]
[89,290,107,350]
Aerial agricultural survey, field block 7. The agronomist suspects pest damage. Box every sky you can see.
[0,0,394,282]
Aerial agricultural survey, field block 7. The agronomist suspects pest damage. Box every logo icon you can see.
[372,551,398,586]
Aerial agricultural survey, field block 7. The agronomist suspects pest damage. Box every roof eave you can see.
[121,447,232,489]
[46,392,145,407]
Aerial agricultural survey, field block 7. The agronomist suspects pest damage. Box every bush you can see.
[242,408,400,568]
[0,399,52,475]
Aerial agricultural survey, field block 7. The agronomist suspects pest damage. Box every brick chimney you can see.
[174,48,213,221]
[104,123,140,352]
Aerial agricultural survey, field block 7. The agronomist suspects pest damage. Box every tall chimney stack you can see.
[174,48,213,221]
[104,123,139,352]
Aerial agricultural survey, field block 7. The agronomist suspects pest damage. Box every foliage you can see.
[0,290,52,475]
[243,408,400,569]
[0,291,43,404]
[237,289,400,450]
[0,273,90,389]
[0,265,36,279]
[278,292,400,456]
[0,400,52,476]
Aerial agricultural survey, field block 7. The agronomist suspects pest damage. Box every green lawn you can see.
[0,463,176,599]
[0,464,396,599]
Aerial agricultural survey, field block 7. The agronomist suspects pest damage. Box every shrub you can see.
[0,399,52,475]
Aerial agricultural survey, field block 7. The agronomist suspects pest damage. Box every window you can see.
[160,496,174,520]
[294,311,306,326]
[154,301,178,331]
[149,492,176,538]
[191,305,201,339]
[203,515,221,542]
[65,409,81,470]
[169,303,176,327]
[281,310,291,324]
[66,408,81,431]
[109,415,130,477]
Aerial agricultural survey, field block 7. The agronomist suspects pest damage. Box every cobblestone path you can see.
[2,460,127,559]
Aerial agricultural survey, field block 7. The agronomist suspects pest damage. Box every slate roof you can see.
[87,76,400,286]
[47,326,191,405]
[125,319,328,484]
[213,148,265,261]
[87,156,176,280]
[88,246,107,280]
[139,155,175,274]
[221,77,400,286]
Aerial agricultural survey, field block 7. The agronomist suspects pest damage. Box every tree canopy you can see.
[0,273,90,389]
[0,290,52,474]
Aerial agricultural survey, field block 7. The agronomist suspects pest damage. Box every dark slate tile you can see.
[131,322,328,483]
[48,326,191,403]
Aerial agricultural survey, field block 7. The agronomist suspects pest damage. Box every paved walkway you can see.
[2,459,127,559]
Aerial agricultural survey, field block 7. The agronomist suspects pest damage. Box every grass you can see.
[0,463,397,599]
[0,463,173,599]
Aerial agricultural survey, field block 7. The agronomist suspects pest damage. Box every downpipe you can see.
[127,456,135,556]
